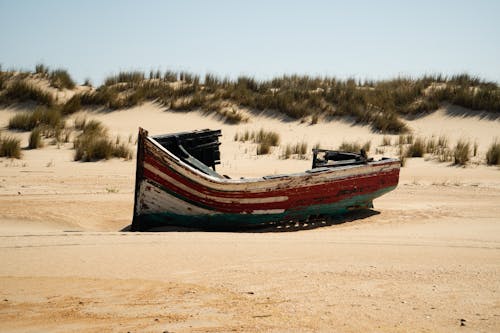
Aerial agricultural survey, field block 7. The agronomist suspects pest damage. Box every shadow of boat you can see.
[120,209,380,233]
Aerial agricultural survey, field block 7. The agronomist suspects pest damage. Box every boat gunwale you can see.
[146,135,401,188]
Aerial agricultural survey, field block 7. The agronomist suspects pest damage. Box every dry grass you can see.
[104,71,145,86]
[281,142,309,159]
[256,142,271,155]
[62,95,82,115]
[398,145,406,167]
[0,135,21,158]
[3,69,500,134]
[252,129,280,146]
[406,137,426,157]
[235,129,279,155]
[254,129,280,155]
[338,141,370,153]
[486,140,500,165]
[453,139,470,165]
[49,69,75,89]
[8,107,64,131]
[73,119,132,161]
[381,136,392,146]
[4,80,54,106]
[398,134,414,145]
[28,127,44,149]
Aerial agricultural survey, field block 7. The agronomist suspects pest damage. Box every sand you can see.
[1,102,499,332]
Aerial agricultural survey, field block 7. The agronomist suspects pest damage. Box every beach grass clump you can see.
[170,93,206,111]
[235,129,279,155]
[74,116,87,130]
[252,129,280,147]
[8,107,63,131]
[256,142,271,155]
[310,113,319,125]
[372,113,408,133]
[453,139,470,165]
[381,136,392,146]
[398,145,406,167]
[4,80,54,106]
[362,140,371,152]
[403,98,440,115]
[28,127,44,149]
[0,135,22,158]
[486,140,500,165]
[49,69,75,89]
[236,129,252,142]
[73,119,132,161]
[35,63,49,76]
[280,142,309,159]
[406,137,426,157]
[436,147,453,163]
[83,78,92,87]
[62,94,82,115]
[426,135,452,162]
[281,144,293,159]
[437,135,448,148]
[214,106,247,124]
[104,71,145,86]
[338,141,361,152]
[293,142,308,156]
[397,134,414,145]
[220,109,246,124]
[338,141,370,153]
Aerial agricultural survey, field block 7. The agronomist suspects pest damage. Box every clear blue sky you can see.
[1,0,499,85]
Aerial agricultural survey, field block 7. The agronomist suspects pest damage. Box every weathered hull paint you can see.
[132,128,400,231]
[136,185,396,230]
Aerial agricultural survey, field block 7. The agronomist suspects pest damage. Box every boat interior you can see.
[151,129,374,179]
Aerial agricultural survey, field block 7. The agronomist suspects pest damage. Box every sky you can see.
[1,0,499,85]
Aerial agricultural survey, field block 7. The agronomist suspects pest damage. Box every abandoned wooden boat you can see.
[131,128,400,231]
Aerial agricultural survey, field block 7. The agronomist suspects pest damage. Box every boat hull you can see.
[132,128,400,231]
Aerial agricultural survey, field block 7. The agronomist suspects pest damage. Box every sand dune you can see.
[1,101,499,332]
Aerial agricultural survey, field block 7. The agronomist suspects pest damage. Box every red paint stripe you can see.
[143,167,399,213]
[144,153,399,200]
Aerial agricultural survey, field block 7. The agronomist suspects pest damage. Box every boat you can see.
[131,128,400,231]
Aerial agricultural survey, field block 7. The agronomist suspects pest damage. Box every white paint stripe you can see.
[139,181,286,216]
[252,209,285,215]
[139,180,215,215]
[144,162,289,204]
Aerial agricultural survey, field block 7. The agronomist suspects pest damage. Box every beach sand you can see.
[1,102,499,332]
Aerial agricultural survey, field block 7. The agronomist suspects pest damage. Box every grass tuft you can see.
[338,141,361,152]
[49,69,75,89]
[4,80,54,106]
[253,129,280,146]
[453,139,470,165]
[73,119,132,161]
[28,127,44,149]
[104,71,145,86]
[0,136,22,158]
[8,107,63,131]
[486,140,500,165]
[62,94,82,115]
[256,142,271,155]
[398,145,406,167]
[35,63,49,76]
[338,141,370,153]
[381,136,392,146]
[406,137,426,157]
